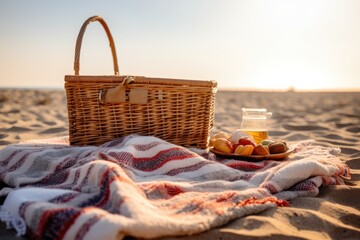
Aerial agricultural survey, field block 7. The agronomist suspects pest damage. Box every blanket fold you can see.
[0,135,350,240]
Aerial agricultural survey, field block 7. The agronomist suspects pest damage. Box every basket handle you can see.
[74,15,119,75]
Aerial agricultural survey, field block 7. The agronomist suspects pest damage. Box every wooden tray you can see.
[210,147,294,161]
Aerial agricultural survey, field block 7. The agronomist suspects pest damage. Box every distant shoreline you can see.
[1,86,360,93]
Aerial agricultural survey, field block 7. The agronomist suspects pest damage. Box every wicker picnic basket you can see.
[65,16,217,148]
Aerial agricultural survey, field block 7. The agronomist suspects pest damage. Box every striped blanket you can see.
[0,135,350,240]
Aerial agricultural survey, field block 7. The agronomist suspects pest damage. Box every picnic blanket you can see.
[0,135,350,240]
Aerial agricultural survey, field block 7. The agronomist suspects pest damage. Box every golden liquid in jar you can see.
[243,130,268,144]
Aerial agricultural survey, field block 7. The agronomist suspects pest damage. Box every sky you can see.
[0,0,360,91]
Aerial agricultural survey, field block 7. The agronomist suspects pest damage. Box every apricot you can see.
[234,145,254,156]
[213,138,233,154]
[210,131,230,146]
[252,144,270,155]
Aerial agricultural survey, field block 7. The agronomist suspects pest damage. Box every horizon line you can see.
[1,86,360,93]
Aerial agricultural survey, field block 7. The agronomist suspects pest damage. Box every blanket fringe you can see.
[0,206,26,236]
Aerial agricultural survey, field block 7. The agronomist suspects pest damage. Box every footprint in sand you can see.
[283,124,328,131]
[345,126,360,133]
[43,121,57,126]
[40,127,68,134]
[0,133,9,139]
[284,133,310,141]
[269,131,288,137]
[336,123,354,128]
[2,126,31,132]
[0,140,12,146]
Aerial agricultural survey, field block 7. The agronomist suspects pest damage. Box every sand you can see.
[0,89,359,239]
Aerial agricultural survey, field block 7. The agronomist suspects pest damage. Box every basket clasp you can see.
[99,76,146,104]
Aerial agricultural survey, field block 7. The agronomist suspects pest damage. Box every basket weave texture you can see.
[65,16,217,148]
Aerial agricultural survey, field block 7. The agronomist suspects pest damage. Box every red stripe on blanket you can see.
[142,182,185,199]
[75,208,105,240]
[37,207,82,240]
[262,183,279,194]
[216,192,237,202]
[227,161,264,171]
[100,147,198,172]
[94,168,116,208]
[96,166,144,208]
[166,161,211,176]
[165,184,184,196]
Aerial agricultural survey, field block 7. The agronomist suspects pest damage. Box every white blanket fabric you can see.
[0,135,350,239]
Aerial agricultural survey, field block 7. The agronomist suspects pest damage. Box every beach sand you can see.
[0,89,359,239]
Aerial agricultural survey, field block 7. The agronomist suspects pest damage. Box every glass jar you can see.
[240,108,272,144]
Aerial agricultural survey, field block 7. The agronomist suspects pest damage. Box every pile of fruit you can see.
[210,129,288,156]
